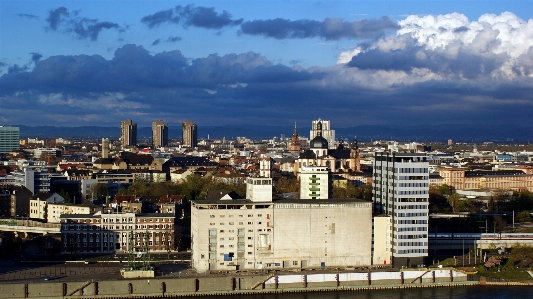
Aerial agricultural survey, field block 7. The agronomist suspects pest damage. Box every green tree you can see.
[127,179,149,196]
[447,193,461,213]
[90,183,109,201]
[116,187,128,196]
[59,189,71,204]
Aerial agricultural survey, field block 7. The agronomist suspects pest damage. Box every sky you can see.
[1,0,533,129]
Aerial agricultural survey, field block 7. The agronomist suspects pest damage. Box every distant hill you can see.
[14,124,533,142]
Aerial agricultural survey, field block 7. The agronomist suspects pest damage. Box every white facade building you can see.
[372,152,429,267]
[299,166,331,199]
[246,177,273,202]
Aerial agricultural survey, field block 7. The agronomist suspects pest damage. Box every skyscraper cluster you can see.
[120,119,198,149]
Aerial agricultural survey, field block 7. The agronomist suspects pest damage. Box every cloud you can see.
[142,5,243,29]
[45,7,121,40]
[2,9,533,130]
[239,16,398,40]
[18,13,39,19]
[340,12,533,79]
[30,52,43,63]
[7,64,29,74]
[46,7,69,30]
[141,9,179,28]
[152,36,182,46]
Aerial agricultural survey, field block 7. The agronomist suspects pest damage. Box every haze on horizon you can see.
[1,1,532,129]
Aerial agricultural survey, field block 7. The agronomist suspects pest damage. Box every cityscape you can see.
[1,0,533,298]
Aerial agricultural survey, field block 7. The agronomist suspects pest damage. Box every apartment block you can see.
[372,152,429,268]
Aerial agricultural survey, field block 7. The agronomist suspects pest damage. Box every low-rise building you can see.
[60,212,175,254]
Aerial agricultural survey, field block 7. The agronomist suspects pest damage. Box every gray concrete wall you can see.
[28,282,63,297]
[0,270,471,298]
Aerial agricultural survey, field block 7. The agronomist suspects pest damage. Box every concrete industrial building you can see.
[0,126,20,154]
[120,120,137,148]
[182,121,198,148]
[152,120,168,148]
[191,176,372,272]
[372,152,429,267]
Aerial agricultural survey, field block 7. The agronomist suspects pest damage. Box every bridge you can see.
[0,219,60,238]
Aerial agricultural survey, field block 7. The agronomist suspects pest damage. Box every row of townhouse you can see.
[60,212,176,254]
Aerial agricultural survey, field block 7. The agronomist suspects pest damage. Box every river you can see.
[173,286,533,299]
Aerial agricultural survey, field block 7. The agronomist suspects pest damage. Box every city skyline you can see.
[1,1,533,129]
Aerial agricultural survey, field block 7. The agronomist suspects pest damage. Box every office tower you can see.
[182,120,198,148]
[102,138,109,158]
[152,120,168,148]
[310,119,335,149]
[0,126,20,154]
[120,120,137,148]
[372,152,429,267]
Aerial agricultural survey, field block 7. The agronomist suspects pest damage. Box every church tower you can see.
[289,123,301,154]
[350,137,361,172]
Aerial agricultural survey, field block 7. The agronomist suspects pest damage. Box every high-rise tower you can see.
[0,126,20,154]
[120,120,137,148]
[182,120,198,148]
[152,120,168,148]
[310,119,335,149]
[372,152,429,267]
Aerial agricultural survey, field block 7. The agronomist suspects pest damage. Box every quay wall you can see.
[0,269,472,299]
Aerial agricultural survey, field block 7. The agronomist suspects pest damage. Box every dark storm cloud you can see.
[45,7,121,40]
[71,19,120,40]
[31,52,43,63]
[18,13,39,19]
[1,42,531,128]
[141,9,179,28]
[239,16,398,40]
[152,36,182,46]
[141,5,243,29]
[7,64,29,74]
[46,7,69,30]
[0,44,322,95]
[167,36,182,42]
[347,33,509,78]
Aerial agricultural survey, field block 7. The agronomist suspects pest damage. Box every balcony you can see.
[308,188,320,192]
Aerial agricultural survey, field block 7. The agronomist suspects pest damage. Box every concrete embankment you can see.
[1,269,478,299]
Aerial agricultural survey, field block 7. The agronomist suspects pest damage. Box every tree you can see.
[516,210,532,223]
[493,215,507,233]
[59,189,71,204]
[275,177,299,193]
[127,179,149,196]
[89,183,109,201]
[510,244,533,266]
[447,193,461,213]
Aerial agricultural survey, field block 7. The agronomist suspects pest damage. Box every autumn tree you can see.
[516,210,532,223]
